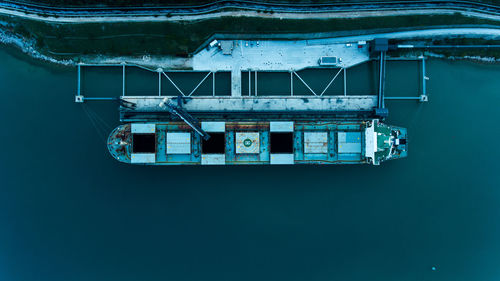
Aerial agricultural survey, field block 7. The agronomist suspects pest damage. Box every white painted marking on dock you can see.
[193,39,370,72]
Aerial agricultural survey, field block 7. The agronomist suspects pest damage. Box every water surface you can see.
[0,47,499,281]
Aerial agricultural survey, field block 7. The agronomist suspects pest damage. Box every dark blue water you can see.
[0,46,499,281]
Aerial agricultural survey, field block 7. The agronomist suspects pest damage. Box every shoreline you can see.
[0,25,74,65]
[1,0,500,67]
[1,24,499,68]
[0,26,187,68]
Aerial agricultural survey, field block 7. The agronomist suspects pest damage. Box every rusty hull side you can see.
[107,124,132,163]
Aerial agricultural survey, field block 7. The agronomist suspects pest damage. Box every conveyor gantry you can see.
[376,50,388,117]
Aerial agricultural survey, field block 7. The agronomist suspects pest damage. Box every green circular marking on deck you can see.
[243,139,252,147]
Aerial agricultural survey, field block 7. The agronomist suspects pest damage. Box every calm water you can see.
[0,46,499,281]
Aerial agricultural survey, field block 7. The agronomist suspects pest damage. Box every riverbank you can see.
[1,12,500,68]
[1,24,500,70]
[7,13,497,59]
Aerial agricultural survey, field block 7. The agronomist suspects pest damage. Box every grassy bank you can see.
[1,13,499,60]
[10,0,500,7]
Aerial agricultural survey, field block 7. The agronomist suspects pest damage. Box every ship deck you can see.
[107,120,407,165]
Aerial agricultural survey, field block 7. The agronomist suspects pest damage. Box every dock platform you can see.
[119,96,378,122]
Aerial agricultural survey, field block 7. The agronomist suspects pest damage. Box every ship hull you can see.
[107,120,407,165]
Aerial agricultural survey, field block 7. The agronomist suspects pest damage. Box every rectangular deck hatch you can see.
[270,154,294,165]
[201,122,225,132]
[202,132,225,154]
[167,132,191,154]
[338,132,362,153]
[133,134,156,153]
[270,132,294,153]
[131,153,155,164]
[236,132,260,154]
[201,154,226,165]
[304,132,328,154]
[270,122,294,132]
[131,123,155,134]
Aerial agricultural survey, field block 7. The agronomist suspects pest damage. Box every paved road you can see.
[1,0,500,22]
[306,28,500,44]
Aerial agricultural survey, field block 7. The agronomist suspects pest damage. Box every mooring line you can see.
[82,105,107,143]
[85,105,112,131]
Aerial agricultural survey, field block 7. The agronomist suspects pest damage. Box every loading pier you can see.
[75,38,429,122]
[73,33,500,165]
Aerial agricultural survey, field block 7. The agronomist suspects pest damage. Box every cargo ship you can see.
[80,38,422,166]
[107,119,407,165]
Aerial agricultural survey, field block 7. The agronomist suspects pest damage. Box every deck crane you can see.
[158,96,211,141]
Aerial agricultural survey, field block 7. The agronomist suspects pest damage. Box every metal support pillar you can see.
[420,56,428,102]
[75,64,84,102]
[248,71,251,96]
[254,71,258,96]
[422,57,426,95]
[290,71,293,96]
[122,64,125,96]
[84,97,117,101]
[343,68,347,96]
[158,71,162,96]
[77,64,81,96]
[385,97,421,100]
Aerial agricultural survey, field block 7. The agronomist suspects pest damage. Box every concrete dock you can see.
[192,38,370,98]
[193,39,370,72]
[121,96,377,112]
